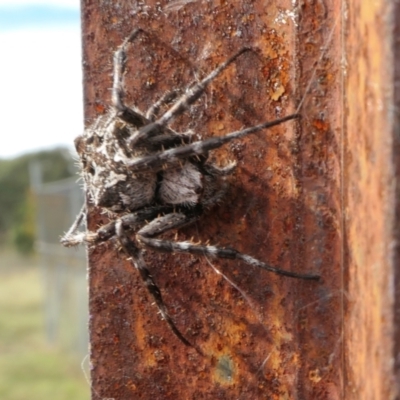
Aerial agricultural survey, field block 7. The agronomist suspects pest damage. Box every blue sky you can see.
[0,3,79,30]
[0,0,82,158]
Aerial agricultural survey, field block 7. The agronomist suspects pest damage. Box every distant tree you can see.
[0,147,76,254]
[11,191,36,255]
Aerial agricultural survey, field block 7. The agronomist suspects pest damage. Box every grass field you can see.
[0,250,89,400]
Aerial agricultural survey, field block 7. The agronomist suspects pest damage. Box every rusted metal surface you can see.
[394,1,400,397]
[81,0,345,398]
[295,2,343,399]
[344,1,399,399]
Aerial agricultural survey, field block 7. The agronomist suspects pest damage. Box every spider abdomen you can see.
[158,161,203,206]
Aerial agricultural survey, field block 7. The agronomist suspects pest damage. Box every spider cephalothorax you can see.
[62,29,320,349]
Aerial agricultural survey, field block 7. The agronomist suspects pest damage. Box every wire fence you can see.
[33,172,88,356]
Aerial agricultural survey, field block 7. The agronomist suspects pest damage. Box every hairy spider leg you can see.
[137,213,320,281]
[61,203,86,246]
[126,114,299,172]
[110,29,196,150]
[146,90,179,121]
[116,220,202,351]
[130,47,254,146]
[111,28,150,128]
[144,89,196,150]
[61,205,177,247]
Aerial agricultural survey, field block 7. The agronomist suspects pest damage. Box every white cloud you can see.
[0,26,83,158]
[0,0,79,7]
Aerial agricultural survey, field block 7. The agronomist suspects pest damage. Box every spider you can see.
[61,29,320,349]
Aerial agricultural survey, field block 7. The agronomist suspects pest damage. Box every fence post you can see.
[344,1,399,399]
[81,0,400,398]
[33,176,87,352]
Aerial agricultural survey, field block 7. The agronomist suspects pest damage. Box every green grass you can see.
[0,251,89,400]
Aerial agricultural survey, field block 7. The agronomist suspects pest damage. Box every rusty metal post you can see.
[344,1,400,399]
[79,0,400,398]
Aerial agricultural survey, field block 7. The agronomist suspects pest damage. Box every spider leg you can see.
[145,130,195,151]
[60,205,176,247]
[111,29,150,127]
[136,213,320,281]
[111,30,202,131]
[126,113,299,172]
[138,212,200,238]
[130,47,254,146]
[61,203,86,246]
[112,36,192,150]
[146,90,179,121]
[115,220,195,349]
